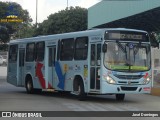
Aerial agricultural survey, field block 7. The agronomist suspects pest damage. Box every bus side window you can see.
[35,42,45,61]
[60,38,74,61]
[26,43,35,62]
[57,40,61,61]
[49,47,56,66]
[9,45,18,62]
[74,37,88,60]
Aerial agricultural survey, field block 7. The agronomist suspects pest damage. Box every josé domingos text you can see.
[132,113,158,117]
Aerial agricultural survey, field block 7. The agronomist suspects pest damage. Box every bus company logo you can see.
[2,112,11,117]
[0,4,23,23]
[2,112,43,118]
[128,81,131,85]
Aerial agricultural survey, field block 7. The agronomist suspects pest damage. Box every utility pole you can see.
[36,0,38,28]
[67,0,68,9]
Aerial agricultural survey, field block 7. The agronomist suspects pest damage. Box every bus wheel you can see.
[26,79,34,94]
[116,94,125,101]
[75,81,86,101]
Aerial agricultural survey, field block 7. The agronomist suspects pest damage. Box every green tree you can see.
[0,1,33,43]
[34,6,87,36]
[0,26,9,43]
[155,32,160,43]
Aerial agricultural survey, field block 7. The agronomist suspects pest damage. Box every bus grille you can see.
[114,75,143,80]
[121,87,137,91]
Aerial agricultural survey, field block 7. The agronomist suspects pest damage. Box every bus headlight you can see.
[104,76,116,84]
[143,76,151,84]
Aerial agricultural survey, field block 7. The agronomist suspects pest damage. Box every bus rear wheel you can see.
[26,79,34,94]
[77,82,86,101]
[26,79,42,94]
[74,80,86,101]
[116,94,125,101]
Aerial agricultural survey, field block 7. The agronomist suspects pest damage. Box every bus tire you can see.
[25,78,34,94]
[74,78,86,101]
[116,94,125,101]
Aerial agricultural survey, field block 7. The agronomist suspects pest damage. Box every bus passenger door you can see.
[90,43,101,91]
[48,46,56,88]
[7,45,18,86]
[18,49,25,86]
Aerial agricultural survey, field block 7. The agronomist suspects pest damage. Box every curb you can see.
[151,87,160,96]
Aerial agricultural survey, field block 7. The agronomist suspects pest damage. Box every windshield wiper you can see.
[134,41,141,55]
[116,40,126,53]
[116,41,130,66]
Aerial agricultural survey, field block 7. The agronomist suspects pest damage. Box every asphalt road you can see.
[1,78,160,111]
[0,66,160,120]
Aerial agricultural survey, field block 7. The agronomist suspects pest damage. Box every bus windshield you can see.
[104,42,151,72]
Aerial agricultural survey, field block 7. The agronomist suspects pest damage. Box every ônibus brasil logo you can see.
[0,4,23,23]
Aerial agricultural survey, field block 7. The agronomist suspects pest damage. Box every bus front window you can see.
[104,42,151,72]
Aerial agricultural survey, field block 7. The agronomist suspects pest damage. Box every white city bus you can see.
[7,28,151,100]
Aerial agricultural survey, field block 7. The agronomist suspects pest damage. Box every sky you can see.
[1,0,100,23]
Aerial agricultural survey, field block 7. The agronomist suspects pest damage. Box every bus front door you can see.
[90,43,101,91]
[48,46,56,89]
[18,49,25,86]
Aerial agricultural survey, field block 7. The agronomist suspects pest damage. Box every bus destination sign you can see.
[105,31,149,41]
[109,33,143,40]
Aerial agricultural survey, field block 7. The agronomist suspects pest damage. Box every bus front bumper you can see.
[101,81,151,94]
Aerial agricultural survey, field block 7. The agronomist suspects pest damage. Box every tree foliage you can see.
[149,32,160,48]
[0,26,9,43]
[34,7,87,36]
[155,32,160,43]
[0,1,32,43]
